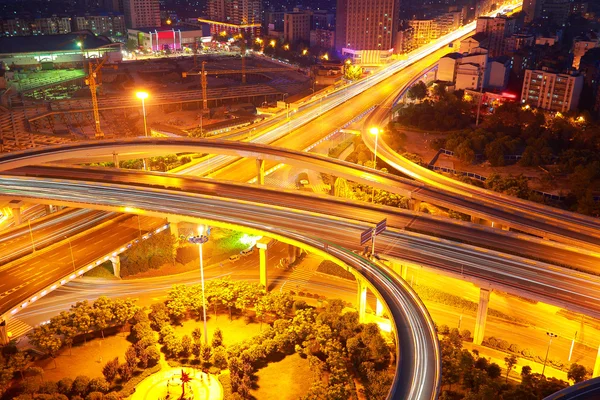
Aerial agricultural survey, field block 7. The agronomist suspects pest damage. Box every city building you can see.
[438,52,463,82]
[520,68,583,112]
[310,10,334,30]
[523,0,543,23]
[123,0,161,29]
[476,15,517,57]
[578,47,600,116]
[487,56,511,89]
[202,0,262,37]
[541,0,571,27]
[504,33,534,54]
[310,29,335,50]
[459,33,489,54]
[335,0,400,64]
[128,25,210,51]
[432,11,462,37]
[265,10,285,32]
[284,11,310,45]
[572,32,598,69]
[0,31,121,69]
[396,26,415,54]
[72,13,126,37]
[408,19,435,48]
[455,52,488,90]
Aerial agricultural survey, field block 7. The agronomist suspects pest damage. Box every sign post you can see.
[360,219,387,256]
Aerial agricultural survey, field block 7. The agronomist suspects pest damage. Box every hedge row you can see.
[316,260,356,281]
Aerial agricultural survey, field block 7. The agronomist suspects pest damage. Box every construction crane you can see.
[182,61,300,110]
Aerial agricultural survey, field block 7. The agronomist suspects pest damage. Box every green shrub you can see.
[316,260,355,280]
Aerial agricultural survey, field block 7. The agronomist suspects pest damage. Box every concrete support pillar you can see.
[390,262,408,281]
[296,247,301,256]
[409,199,422,212]
[44,204,54,214]
[259,247,267,290]
[502,225,510,231]
[110,256,121,278]
[288,244,296,264]
[9,199,23,226]
[0,318,9,345]
[113,152,119,168]
[473,288,491,345]
[470,215,481,224]
[256,158,265,185]
[169,221,179,238]
[593,345,600,378]
[329,176,337,196]
[375,298,384,317]
[357,278,368,323]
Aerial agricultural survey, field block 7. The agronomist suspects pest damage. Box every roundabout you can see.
[131,367,223,400]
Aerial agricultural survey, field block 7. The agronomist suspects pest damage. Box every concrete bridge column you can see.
[0,318,9,345]
[473,288,491,345]
[409,199,422,212]
[256,237,273,291]
[593,345,600,378]
[390,261,408,281]
[288,244,296,264]
[110,256,121,278]
[9,199,23,226]
[357,278,368,323]
[376,299,384,317]
[44,204,55,214]
[113,152,119,168]
[256,159,265,185]
[329,176,337,196]
[169,221,179,238]
[470,216,481,224]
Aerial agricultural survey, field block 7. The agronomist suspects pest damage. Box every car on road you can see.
[295,172,310,188]
[241,246,255,256]
[229,254,241,262]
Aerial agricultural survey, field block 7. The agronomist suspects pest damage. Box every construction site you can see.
[0,53,310,152]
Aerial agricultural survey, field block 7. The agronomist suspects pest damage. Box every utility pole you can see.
[201,61,208,110]
[475,64,485,126]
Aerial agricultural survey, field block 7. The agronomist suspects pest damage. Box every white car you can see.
[229,254,241,262]
[240,247,255,256]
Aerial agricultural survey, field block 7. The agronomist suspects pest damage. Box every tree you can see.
[212,328,223,348]
[407,81,427,101]
[71,375,91,397]
[568,363,589,383]
[28,326,62,368]
[71,301,93,344]
[146,346,161,367]
[92,296,115,339]
[148,303,170,331]
[125,346,137,370]
[87,377,109,393]
[487,363,502,379]
[344,64,362,81]
[126,39,138,52]
[504,354,517,383]
[57,378,73,395]
[102,358,119,383]
[181,335,193,358]
[51,311,76,355]
[118,363,133,382]
[112,299,138,332]
[191,327,202,345]
[10,351,29,379]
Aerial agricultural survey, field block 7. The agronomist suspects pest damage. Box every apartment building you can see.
[521,69,583,112]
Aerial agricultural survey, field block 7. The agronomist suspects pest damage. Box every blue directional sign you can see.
[360,228,374,245]
[375,218,387,235]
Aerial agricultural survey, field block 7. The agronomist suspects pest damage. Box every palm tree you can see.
[180,370,191,399]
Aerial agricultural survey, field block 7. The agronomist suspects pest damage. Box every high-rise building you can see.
[476,15,517,58]
[284,11,310,44]
[73,13,126,36]
[408,19,434,48]
[541,0,570,26]
[34,17,73,35]
[208,0,261,25]
[335,0,399,64]
[521,69,583,112]
[123,0,161,28]
[523,0,543,23]
[572,33,598,69]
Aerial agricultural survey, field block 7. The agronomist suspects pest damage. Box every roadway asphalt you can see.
[0,208,118,265]
[2,173,600,324]
[10,164,600,273]
[0,213,164,317]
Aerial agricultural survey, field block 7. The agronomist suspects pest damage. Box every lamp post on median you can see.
[65,236,76,272]
[542,332,558,377]
[369,127,381,203]
[136,91,149,170]
[28,219,36,252]
[188,227,209,345]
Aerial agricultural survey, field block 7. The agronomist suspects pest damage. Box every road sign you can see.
[375,218,387,235]
[360,227,374,245]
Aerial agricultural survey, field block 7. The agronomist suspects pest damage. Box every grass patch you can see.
[413,283,529,326]
[316,260,355,281]
[172,316,262,347]
[84,260,118,279]
[250,353,312,400]
[32,331,131,381]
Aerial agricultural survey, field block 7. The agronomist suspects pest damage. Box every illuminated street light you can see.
[188,226,209,345]
[255,38,263,44]
[369,127,381,203]
[65,236,76,272]
[269,39,276,47]
[136,91,149,138]
[542,332,558,377]
[321,53,329,61]
[577,116,585,123]
[283,44,289,50]
[302,49,308,55]
[76,41,82,48]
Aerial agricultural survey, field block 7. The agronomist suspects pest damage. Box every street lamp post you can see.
[188,228,209,345]
[136,91,149,170]
[369,127,380,203]
[65,236,76,272]
[542,332,558,377]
